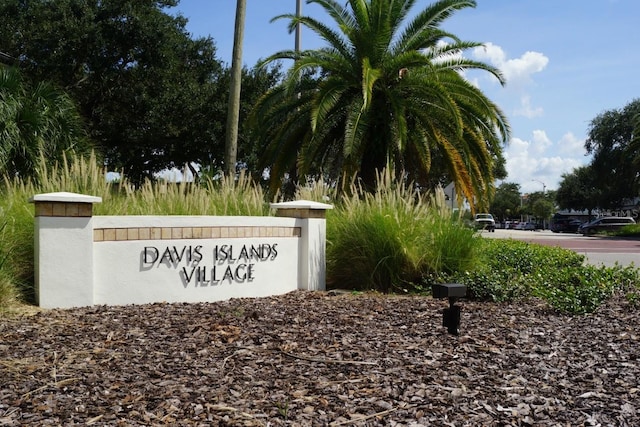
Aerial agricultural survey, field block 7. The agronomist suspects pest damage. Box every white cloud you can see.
[473,42,506,67]
[504,137,536,175]
[502,132,588,193]
[467,43,586,193]
[556,132,586,156]
[531,130,552,154]
[502,51,549,85]
[515,95,544,118]
[472,43,549,86]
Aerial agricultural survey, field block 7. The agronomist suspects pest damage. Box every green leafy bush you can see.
[440,239,640,313]
[533,264,639,313]
[612,223,640,237]
[0,230,19,309]
[0,204,35,305]
[326,172,478,292]
[626,290,640,307]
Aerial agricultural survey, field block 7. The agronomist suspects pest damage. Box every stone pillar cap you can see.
[29,192,102,204]
[270,200,333,210]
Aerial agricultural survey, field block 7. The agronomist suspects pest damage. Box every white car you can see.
[474,213,496,232]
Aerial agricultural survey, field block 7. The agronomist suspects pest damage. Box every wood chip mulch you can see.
[1,291,639,426]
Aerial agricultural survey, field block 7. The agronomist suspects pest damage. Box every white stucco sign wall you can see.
[30,193,331,309]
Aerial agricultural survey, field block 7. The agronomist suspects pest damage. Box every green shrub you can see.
[294,176,337,204]
[0,230,19,309]
[0,273,19,310]
[125,172,268,216]
[434,239,582,302]
[626,290,640,307]
[0,204,35,304]
[533,264,639,314]
[440,238,640,313]
[326,171,479,292]
[612,223,640,237]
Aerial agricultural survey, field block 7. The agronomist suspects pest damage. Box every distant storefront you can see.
[554,202,640,223]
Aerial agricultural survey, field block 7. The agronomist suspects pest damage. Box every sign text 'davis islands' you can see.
[142,243,279,287]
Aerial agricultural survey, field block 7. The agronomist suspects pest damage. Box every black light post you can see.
[432,283,467,335]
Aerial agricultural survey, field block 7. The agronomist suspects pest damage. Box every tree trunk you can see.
[225,0,246,178]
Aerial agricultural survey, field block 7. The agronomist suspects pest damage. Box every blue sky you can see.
[170,0,640,194]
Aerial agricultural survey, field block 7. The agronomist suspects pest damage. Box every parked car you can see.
[551,218,583,233]
[578,217,636,235]
[474,213,496,232]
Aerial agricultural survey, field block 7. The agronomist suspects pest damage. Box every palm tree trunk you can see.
[224,0,246,178]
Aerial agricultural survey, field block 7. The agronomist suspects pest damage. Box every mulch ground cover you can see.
[1,290,639,426]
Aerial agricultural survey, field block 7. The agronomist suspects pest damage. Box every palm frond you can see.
[312,77,350,131]
[343,97,369,159]
[360,57,381,111]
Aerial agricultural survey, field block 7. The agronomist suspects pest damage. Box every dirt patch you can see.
[1,291,639,426]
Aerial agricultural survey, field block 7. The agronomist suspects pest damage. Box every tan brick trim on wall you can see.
[94,226,302,242]
[34,202,94,217]
[275,208,326,219]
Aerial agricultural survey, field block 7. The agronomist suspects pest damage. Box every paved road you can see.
[481,229,640,267]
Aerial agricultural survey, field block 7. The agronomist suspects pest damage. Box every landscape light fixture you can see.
[431,283,467,335]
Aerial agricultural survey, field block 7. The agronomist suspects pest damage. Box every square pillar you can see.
[271,200,333,291]
[30,192,102,308]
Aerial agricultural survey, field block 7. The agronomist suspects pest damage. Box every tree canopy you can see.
[556,165,600,216]
[251,0,509,208]
[530,196,555,225]
[490,182,521,221]
[0,67,91,179]
[0,0,279,184]
[584,98,640,208]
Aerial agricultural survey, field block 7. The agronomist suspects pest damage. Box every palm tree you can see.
[0,67,90,179]
[251,0,509,209]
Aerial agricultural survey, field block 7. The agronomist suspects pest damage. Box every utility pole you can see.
[532,179,548,229]
[224,0,246,178]
[295,0,301,52]
[532,179,546,194]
